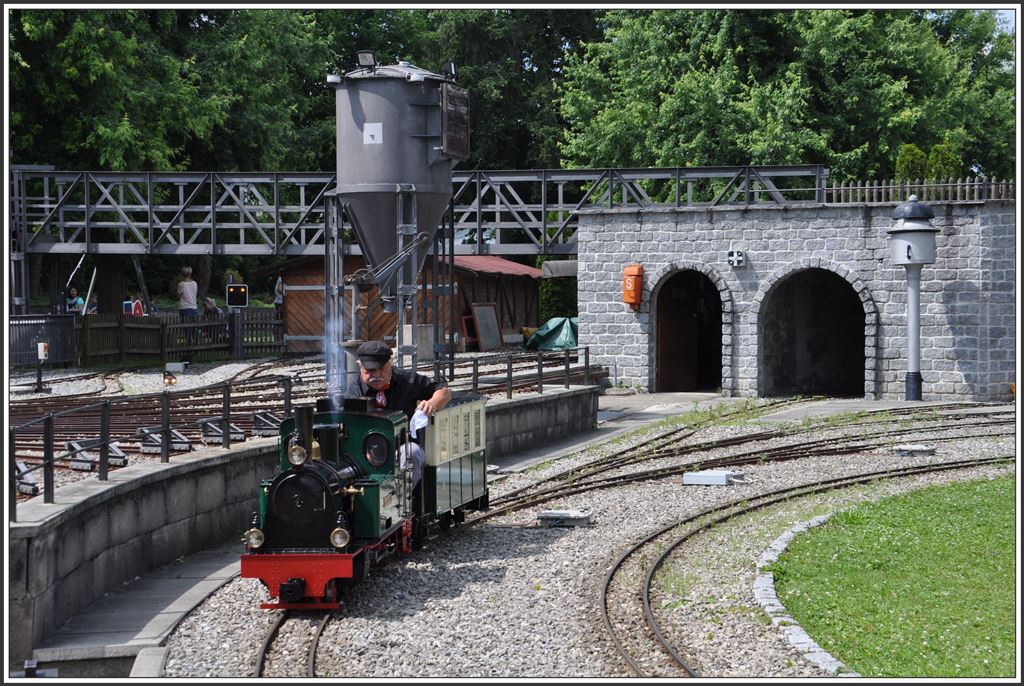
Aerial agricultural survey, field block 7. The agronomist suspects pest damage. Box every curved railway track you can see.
[243,450,1014,678]
[600,454,1014,677]
[253,610,331,678]
[196,405,1013,678]
[474,405,1013,523]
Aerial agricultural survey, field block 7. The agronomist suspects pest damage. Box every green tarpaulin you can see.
[526,317,578,350]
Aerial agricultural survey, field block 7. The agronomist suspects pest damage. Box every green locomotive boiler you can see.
[241,393,489,608]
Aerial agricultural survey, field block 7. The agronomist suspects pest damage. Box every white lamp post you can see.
[888,195,938,401]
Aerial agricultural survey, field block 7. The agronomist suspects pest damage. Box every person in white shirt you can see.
[177,266,198,320]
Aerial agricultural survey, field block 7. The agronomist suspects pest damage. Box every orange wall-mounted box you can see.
[623,263,644,309]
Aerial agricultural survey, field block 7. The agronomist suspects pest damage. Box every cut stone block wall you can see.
[577,200,1016,401]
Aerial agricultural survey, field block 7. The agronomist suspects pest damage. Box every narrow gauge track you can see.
[477,405,1012,522]
[10,351,590,424]
[9,356,292,419]
[486,397,822,509]
[253,611,332,678]
[487,400,995,509]
[237,448,1013,679]
[10,368,131,400]
[600,454,1014,677]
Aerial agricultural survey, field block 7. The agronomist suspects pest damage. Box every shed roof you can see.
[443,256,542,278]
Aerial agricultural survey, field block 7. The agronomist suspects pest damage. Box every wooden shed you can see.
[256,255,541,354]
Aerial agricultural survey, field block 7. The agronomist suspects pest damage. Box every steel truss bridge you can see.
[10,164,830,258]
[13,163,1011,312]
[9,164,831,308]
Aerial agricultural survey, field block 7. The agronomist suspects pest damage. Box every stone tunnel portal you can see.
[656,270,723,392]
[758,268,865,398]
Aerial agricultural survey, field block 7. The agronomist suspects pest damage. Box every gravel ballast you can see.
[162,406,1015,678]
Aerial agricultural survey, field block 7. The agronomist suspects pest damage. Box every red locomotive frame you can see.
[241,519,414,609]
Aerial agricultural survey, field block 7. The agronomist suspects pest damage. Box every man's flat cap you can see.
[356,340,393,369]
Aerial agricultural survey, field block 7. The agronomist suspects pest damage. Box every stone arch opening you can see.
[656,270,723,391]
[758,268,864,397]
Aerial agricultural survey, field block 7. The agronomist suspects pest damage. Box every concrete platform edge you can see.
[130,647,169,678]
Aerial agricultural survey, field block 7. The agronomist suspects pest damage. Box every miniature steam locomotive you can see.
[240,393,488,608]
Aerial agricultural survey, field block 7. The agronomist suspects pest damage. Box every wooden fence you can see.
[75,309,283,366]
[826,177,1014,204]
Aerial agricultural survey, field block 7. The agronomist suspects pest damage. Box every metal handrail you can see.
[10,350,595,520]
[9,374,297,520]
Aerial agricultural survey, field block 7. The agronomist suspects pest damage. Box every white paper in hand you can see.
[410,409,430,439]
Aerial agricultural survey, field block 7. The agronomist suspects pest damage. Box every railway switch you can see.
[16,460,39,496]
[139,428,193,453]
[252,412,284,437]
[66,440,128,470]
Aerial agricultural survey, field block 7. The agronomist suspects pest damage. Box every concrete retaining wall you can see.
[8,440,280,667]
[8,387,600,665]
[483,385,600,460]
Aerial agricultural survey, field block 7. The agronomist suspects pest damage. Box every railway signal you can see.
[226,283,249,308]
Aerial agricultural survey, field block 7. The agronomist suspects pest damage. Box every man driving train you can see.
[343,340,451,486]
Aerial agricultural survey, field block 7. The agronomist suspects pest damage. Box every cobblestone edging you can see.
[753,513,861,678]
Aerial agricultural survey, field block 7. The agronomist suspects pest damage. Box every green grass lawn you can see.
[769,475,1016,678]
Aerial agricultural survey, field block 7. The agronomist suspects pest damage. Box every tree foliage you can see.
[404,9,601,170]
[12,8,1006,180]
[557,9,1015,180]
[895,144,927,181]
[535,256,578,322]
[9,8,599,173]
[9,10,229,170]
[925,144,961,181]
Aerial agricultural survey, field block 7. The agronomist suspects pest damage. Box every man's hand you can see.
[418,387,452,417]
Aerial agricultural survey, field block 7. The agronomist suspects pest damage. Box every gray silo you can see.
[324,55,469,387]
[332,59,468,301]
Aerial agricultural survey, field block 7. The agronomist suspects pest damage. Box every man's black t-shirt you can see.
[344,368,446,421]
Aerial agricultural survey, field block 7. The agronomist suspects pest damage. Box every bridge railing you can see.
[9,165,1015,258]
[451,165,831,253]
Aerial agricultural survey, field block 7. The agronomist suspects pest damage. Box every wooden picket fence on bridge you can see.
[75,308,283,366]
[825,177,1014,204]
